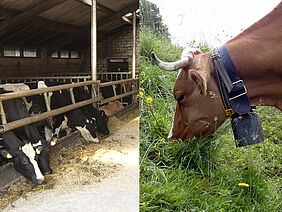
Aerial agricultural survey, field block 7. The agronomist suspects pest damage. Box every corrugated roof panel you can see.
[39,0,90,27]
[99,0,137,12]
[0,0,42,12]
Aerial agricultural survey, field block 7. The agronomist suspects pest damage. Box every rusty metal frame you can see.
[0,78,138,134]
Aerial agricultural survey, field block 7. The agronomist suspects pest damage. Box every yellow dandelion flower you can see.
[146,97,152,104]
[238,158,243,162]
[238,183,249,187]
[139,91,144,98]
[140,202,146,207]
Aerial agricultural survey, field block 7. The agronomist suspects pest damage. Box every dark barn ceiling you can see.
[0,0,139,52]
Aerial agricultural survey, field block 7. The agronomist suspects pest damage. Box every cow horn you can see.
[151,52,193,71]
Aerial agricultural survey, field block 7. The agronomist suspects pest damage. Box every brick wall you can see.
[84,23,140,75]
[0,23,140,79]
[0,48,83,78]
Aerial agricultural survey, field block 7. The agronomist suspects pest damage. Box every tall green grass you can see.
[139,31,282,211]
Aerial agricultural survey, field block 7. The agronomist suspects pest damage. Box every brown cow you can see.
[100,100,124,116]
[152,2,282,140]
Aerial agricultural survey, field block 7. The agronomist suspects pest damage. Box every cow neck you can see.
[226,3,282,111]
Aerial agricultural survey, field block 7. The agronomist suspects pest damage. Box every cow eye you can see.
[21,160,29,165]
[175,94,184,103]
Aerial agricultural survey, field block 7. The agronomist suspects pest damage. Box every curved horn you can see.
[151,51,194,71]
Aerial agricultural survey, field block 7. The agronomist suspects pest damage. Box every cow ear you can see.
[189,69,208,95]
[0,149,13,159]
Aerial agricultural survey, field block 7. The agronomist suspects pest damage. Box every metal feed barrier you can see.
[0,78,138,133]
[0,72,133,84]
[0,77,138,191]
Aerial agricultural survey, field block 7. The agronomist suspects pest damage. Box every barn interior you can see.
[0,0,139,80]
[0,0,139,192]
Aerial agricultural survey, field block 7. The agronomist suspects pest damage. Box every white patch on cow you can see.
[0,83,30,92]
[0,84,32,112]
[168,121,174,139]
[199,120,211,128]
[214,116,218,122]
[32,140,42,147]
[38,81,53,109]
[44,126,53,142]
[23,97,33,111]
[65,128,72,136]
[83,85,89,92]
[75,126,99,142]
[54,115,68,137]
[21,143,44,181]
[61,115,68,130]
[208,90,217,99]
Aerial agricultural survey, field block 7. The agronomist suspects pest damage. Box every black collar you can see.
[210,44,251,117]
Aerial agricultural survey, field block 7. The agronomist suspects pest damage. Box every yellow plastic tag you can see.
[225,109,235,118]
[36,148,41,154]
[51,140,56,146]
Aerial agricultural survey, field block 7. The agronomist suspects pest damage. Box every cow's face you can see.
[32,140,52,175]
[152,50,227,140]
[1,132,45,185]
[97,110,110,135]
[76,121,99,143]
[0,147,44,185]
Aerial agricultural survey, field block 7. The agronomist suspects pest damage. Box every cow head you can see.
[32,140,52,175]
[96,110,110,135]
[1,131,45,185]
[152,48,226,140]
[76,119,99,143]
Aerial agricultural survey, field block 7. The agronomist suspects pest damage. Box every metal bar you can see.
[112,85,117,97]
[91,0,97,81]
[99,78,138,88]
[0,76,91,80]
[100,91,137,105]
[69,88,76,104]
[0,97,101,133]
[0,81,98,101]
[132,11,136,79]
[0,101,7,124]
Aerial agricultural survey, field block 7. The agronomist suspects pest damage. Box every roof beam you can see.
[98,4,138,29]
[0,5,79,34]
[0,0,67,37]
[74,0,114,15]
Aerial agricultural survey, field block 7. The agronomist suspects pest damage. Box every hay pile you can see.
[0,110,138,210]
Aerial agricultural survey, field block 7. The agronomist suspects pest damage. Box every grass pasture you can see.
[139,32,281,211]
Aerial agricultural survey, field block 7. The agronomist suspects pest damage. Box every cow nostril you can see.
[44,170,52,175]
[37,179,44,185]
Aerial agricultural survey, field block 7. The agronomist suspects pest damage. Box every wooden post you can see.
[91,0,97,81]
[132,11,136,79]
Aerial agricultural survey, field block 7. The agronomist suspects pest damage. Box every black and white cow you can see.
[73,86,110,135]
[49,84,100,143]
[0,88,52,185]
[27,81,109,138]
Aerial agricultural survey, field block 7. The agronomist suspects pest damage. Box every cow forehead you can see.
[22,143,36,158]
[32,140,42,147]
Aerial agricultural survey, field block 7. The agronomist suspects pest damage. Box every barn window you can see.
[70,51,79,59]
[108,58,129,72]
[52,51,59,58]
[4,47,20,57]
[23,49,38,58]
[60,50,69,58]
